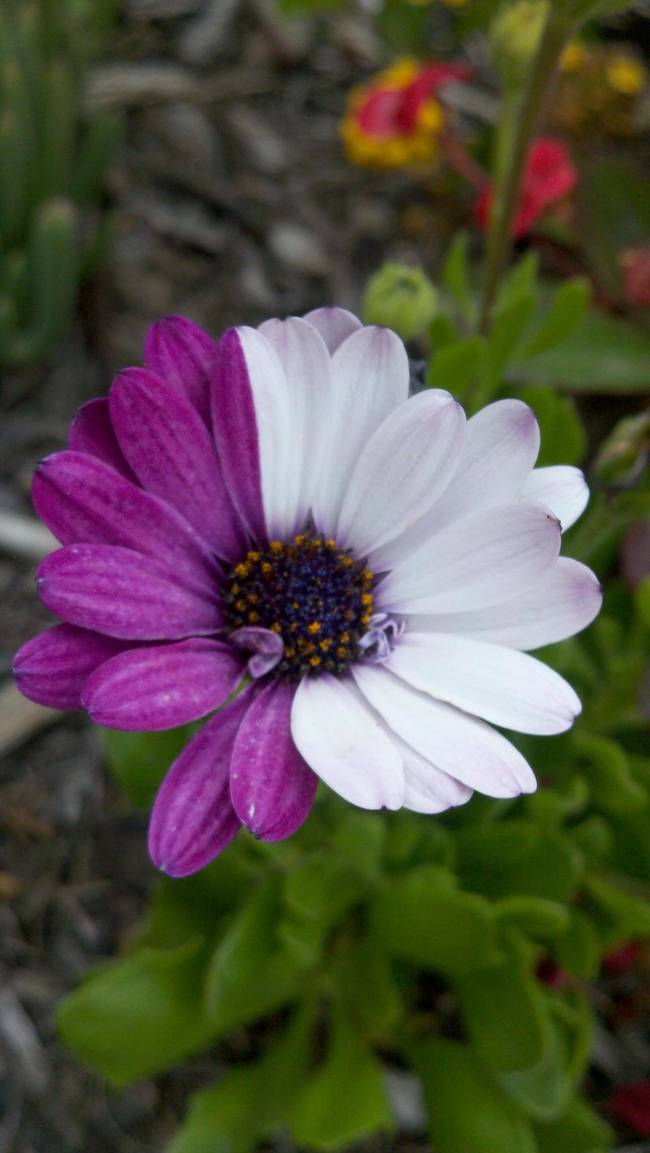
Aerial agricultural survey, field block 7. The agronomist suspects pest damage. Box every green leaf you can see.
[494,896,571,941]
[523,279,591,357]
[497,251,540,312]
[519,386,586,466]
[279,850,370,963]
[58,938,214,1085]
[103,726,192,807]
[511,311,650,394]
[292,1008,392,1150]
[457,823,582,903]
[413,1038,537,1153]
[426,336,487,397]
[573,732,646,816]
[579,158,650,300]
[204,876,307,1034]
[487,291,536,376]
[167,1004,316,1153]
[442,232,473,320]
[455,960,550,1076]
[583,874,650,948]
[338,936,403,1042]
[533,1098,614,1153]
[552,911,600,980]
[370,865,499,975]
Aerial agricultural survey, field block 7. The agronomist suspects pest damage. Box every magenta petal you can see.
[145,315,216,425]
[37,545,222,640]
[230,680,318,841]
[230,626,284,678]
[13,624,126,709]
[148,690,254,877]
[68,399,136,482]
[211,328,266,544]
[32,451,218,594]
[109,368,246,562]
[82,639,244,731]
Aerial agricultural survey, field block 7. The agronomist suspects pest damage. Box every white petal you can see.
[303,307,363,354]
[397,735,473,813]
[523,466,589,532]
[257,317,331,528]
[311,327,410,537]
[373,399,539,570]
[353,664,536,799]
[291,673,405,809]
[405,557,602,650]
[237,326,298,538]
[337,391,466,555]
[386,632,581,735]
[378,501,561,615]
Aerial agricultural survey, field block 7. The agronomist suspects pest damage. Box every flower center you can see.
[224,535,375,680]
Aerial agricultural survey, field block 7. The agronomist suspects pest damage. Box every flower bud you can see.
[490,1,548,88]
[363,263,438,340]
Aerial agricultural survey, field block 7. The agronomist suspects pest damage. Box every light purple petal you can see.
[291,673,405,810]
[229,626,284,678]
[353,664,536,799]
[109,368,246,561]
[68,399,136,481]
[13,624,126,709]
[32,451,218,594]
[148,690,253,877]
[82,639,244,731]
[144,315,216,424]
[523,466,589,532]
[230,680,317,841]
[37,545,222,640]
[303,307,363,354]
[406,557,602,650]
[211,328,266,544]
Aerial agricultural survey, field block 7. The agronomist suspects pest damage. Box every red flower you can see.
[476,137,578,238]
[609,1081,650,1136]
[602,941,642,974]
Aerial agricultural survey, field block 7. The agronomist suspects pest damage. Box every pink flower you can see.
[14,310,601,876]
[476,137,578,238]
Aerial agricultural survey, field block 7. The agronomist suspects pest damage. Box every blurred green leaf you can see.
[579,159,650,301]
[456,960,550,1076]
[426,336,487,397]
[414,1038,537,1153]
[370,864,499,975]
[292,1007,392,1150]
[442,231,474,320]
[58,938,214,1085]
[494,896,571,941]
[457,823,582,903]
[520,385,586,466]
[533,1098,614,1153]
[103,726,192,807]
[511,311,650,394]
[523,279,591,357]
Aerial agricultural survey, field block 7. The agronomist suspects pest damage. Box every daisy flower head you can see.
[14,309,602,877]
[341,58,471,170]
[476,137,577,239]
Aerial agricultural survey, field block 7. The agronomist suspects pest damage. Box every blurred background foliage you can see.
[1,0,649,1151]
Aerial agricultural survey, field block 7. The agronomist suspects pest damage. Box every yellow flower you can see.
[605,53,647,96]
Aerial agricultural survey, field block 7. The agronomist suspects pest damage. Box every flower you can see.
[609,1081,650,1136]
[341,58,471,169]
[476,137,578,239]
[14,309,601,877]
[555,41,647,136]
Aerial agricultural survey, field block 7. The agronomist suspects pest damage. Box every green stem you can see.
[479,11,570,334]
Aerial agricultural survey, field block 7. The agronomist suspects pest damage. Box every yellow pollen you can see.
[234,563,249,578]
[307,621,322,635]
[309,656,321,668]
[261,562,272,576]
[270,622,282,634]
[270,541,283,553]
[248,611,260,623]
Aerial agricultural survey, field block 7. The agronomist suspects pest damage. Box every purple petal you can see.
[148,689,254,877]
[13,624,126,709]
[68,399,137,481]
[32,451,219,594]
[82,639,244,731]
[211,328,266,545]
[230,626,284,678]
[145,315,216,425]
[37,545,222,640]
[109,368,246,562]
[230,679,318,841]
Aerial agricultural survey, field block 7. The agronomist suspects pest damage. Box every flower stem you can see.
[479,11,570,334]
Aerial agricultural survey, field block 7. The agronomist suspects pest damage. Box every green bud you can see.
[490,1,549,89]
[363,263,439,341]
